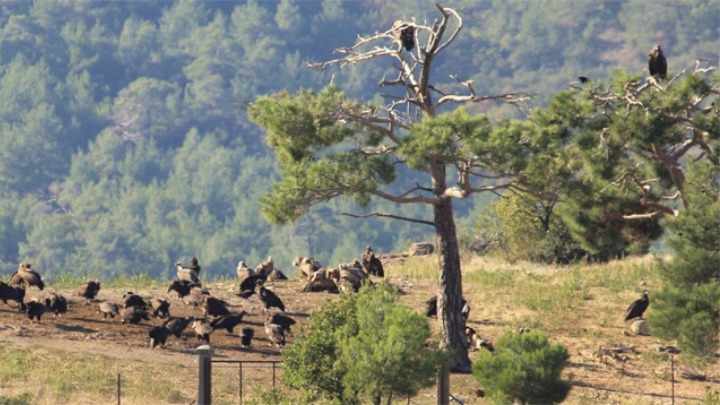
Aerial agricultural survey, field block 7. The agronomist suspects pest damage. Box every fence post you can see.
[436,364,450,405]
[197,345,213,405]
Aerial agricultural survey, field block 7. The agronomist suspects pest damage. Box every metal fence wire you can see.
[211,359,283,404]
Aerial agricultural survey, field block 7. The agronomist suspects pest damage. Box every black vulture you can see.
[578,76,591,84]
[203,296,230,318]
[240,273,267,292]
[236,261,253,280]
[78,280,101,302]
[235,289,255,300]
[625,291,650,321]
[184,286,210,307]
[392,20,415,52]
[267,313,296,336]
[167,279,195,299]
[240,327,254,348]
[23,300,45,322]
[648,45,667,79]
[46,293,68,317]
[149,326,170,349]
[97,301,119,321]
[191,319,212,343]
[122,292,147,309]
[163,316,192,338]
[264,320,286,347]
[210,311,246,334]
[10,263,45,290]
[258,282,285,312]
[362,246,385,277]
[188,257,202,275]
[149,298,171,318]
[0,281,25,310]
[121,307,150,324]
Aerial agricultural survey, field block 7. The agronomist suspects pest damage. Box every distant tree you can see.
[650,161,720,361]
[249,5,531,374]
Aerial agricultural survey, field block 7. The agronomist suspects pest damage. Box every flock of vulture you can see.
[0,246,392,352]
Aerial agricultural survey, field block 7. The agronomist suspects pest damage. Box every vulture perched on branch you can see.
[11,263,45,290]
[392,20,416,51]
[648,45,667,79]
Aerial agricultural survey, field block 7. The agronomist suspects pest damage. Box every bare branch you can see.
[341,212,435,227]
[372,189,438,205]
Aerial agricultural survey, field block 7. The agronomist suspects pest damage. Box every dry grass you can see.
[0,254,717,404]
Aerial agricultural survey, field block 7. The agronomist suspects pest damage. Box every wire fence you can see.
[210,359,283,404]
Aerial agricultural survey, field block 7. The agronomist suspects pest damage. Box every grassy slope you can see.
[0,255,718,404]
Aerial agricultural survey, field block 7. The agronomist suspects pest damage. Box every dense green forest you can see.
[0,0,717,280]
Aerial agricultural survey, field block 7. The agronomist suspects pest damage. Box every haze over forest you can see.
[0,0,717,280]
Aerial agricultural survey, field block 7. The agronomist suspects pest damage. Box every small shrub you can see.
[472,329,571,404]
[0,393,32,405]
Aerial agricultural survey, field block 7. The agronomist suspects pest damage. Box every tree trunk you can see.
[434,197,471,373]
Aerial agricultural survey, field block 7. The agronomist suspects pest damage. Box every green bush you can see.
[472,330,571,404]
[282,284,449,404]
[0,393,32,405]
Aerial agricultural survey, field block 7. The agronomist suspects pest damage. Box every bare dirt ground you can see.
[0,264,718,404]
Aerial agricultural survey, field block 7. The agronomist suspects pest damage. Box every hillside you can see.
[0,255,717,404]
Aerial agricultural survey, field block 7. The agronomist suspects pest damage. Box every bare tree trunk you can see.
[434,198,471,373]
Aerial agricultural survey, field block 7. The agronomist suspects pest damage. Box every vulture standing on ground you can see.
[392,20,415,51]
[425,296,468,318]
[122,291,147,309]
[192,319,212,343]
[203,296,230,318]
[167,279,195,299]
[23,300,45,322]
[163,316,192,338]
[149,298,171,318]
[361,247,385,277]
[240,327,254,348]
[648,45,667,79]
[625,291,650,321]
[176,262,201,286]
[78,280,101,302]
[264,320,286,347]
[0,282,25,309]
[236,261,253,280]
[240,273,267,293]
[210,311,246,334]
[267,313,296,336]
[97,301,120,320]
[46,293,68,317]
[235,289,255,300]
[121,306,150,324]
[149,326,171,348]
[11,263,45,290]
[258,281,285,312]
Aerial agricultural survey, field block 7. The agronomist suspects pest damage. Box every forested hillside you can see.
[0,0,717,280]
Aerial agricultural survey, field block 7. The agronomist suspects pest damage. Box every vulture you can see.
[191,319,212,343]
[175,262,201,286]
[266,268,288,282]
[78,280,101,302]
[264,320,286,347]
[46,293,68,317]
[23,300,45,322]
[625,291,650,321]
[210,311,246,334]
[149,298,171,318]
[121,307,151,324]
[202,296,230,318]
[255,256,274,276]
[258,282,285,312]
[187,257,202,275]
[425,296,468,318]
[97,301,120,321]
[149,326,170,349]
[235,289,255,300]
[362,247,384,277]
[267,313,296,336]
[184,286,210,307]
[236,261,254,280]
[240,273,267,293]
[163,316,192,338]
[240,327,254,348]
[167,279,195,299]
[392,20,415,52]
[292,256,322,279]
[578,76,591,84]
[0,281,25,309]
[122,291,147,309]
[10,263,45,290]
[648,45,667,79]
